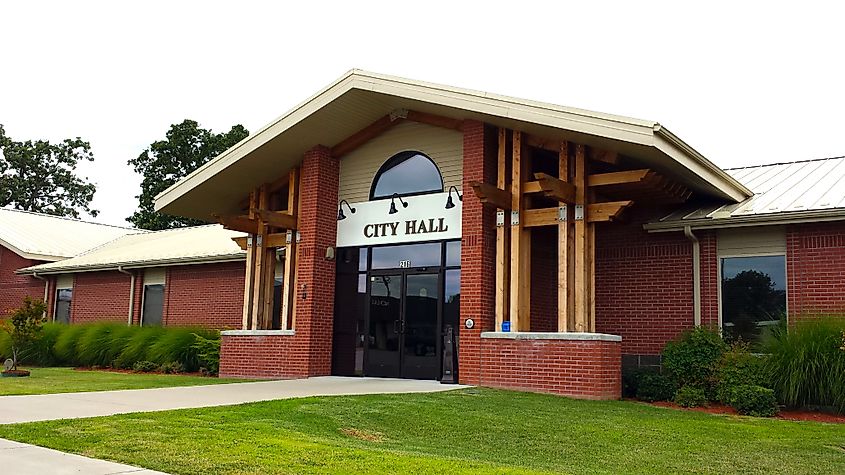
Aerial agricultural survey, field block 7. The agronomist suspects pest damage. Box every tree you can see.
[127,120,249,230]
[0,124,98,218]
[1,297,46,372]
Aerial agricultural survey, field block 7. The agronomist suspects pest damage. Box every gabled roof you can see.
[18,224,246,274]
[645,156,845,231]
[0,208,138,261]
[154,69,751,220]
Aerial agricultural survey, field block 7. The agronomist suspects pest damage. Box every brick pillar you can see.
[296,145,339,376]
[458,121,497,385]
[699,230,719,328]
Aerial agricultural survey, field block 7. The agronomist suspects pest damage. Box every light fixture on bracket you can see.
[389,193,408,215]
[337,199,356,221]
[445,186,463,209]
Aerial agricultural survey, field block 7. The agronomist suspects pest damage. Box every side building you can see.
[18,225,253,328]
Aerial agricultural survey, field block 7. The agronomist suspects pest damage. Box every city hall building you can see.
[8,70,845,399]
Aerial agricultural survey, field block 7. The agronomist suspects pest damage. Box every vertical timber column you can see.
[251,184,272,330]
[573,144,595,331]
[242,191,258,329]
[495,128,510,331]
[297,145,339,376]
[558,141,575,331]
[280,168,299,330]
[509,131,531,331]
[459,120,497,385]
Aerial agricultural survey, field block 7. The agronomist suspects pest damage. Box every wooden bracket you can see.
[252,209,297,230]
[216,214,259,234]
[528,172,576,203]
[470,181,512,210]
[588,169,650,187]
[521,201,634,227]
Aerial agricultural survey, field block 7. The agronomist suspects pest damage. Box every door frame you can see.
[364,267,443,379]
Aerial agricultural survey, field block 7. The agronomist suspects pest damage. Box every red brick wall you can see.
[595,209,694,355]
[219,333,307,378]
[787,221,845,316]
[0,245,47,316]
[458,121,497,385]
[163,262,244,328]
[530,227,557,332]
[699,230,719,327]
[70,271,131,323]
[480,336,621,400]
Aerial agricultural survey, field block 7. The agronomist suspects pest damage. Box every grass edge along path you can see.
[0,388,842,474]
[0,367,248,396]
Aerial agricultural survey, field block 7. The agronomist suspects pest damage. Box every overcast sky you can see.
[1,1,842,226]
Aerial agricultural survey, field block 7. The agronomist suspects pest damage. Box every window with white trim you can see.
[141,268,166,326]
[720,255,786,343]
[54,274,73,324]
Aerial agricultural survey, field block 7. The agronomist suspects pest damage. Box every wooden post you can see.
[509,130,531,332]
[558,141,575,332]
[241,191,257,329]
[280,168,298,330]
[495,128,510,331]
[573,144,594,332]
[251,184,270,330]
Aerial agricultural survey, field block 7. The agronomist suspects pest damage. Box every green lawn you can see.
[0,367,247,395]
[0,388,841,474]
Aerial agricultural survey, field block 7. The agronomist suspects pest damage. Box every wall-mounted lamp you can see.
[389,193,408,215]
[445,186,463,209]
[337,199,356,221]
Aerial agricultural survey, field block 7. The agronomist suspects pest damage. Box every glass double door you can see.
[366,271,440,379]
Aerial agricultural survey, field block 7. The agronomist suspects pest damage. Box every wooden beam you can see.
[558,142,574,332]
[233,233,287,250]
[330,114,402,158]
[495,128,509,332]
[532,172,576,203]
[241,190,258,329]
[232,236,247,250]
[251,184,272,330]
[509,131,531,332]
[588,148,619,165]
[405,110,464,131]
[574,144,590,332]
[525,134,562,152]
[470,181,512,210]
[253,209,297,230]
[521,201,634,227]
[216,214,258,234]
[281,168,299,330]
[588,169,650,187]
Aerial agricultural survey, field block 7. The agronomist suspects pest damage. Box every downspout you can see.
[32,272,49,319]
[683,226,702,326]
[117,266,135,326]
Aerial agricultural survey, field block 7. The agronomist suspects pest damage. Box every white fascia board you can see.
[644,209,845,232]
[0,238,64,262]
[16,254,246,275]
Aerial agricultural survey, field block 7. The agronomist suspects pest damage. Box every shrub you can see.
[729,384,779,417]
[192,331,221,375]
[715,341,770,404]
[635,372,675,402]
[133,360,158,372]
[761,317,845,413]
[662,326,727,396]
[0,297,47,370]
[159,361,185,374]
[674,385,708,408]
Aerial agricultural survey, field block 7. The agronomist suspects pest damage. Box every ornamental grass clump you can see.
[761,317,845,413]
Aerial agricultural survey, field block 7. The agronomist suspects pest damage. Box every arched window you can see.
[370,151,443,199]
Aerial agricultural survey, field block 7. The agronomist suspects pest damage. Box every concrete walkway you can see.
[0,438,167,474]
[0,376,464,424]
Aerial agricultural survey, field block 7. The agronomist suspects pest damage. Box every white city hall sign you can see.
[336,191,462,248]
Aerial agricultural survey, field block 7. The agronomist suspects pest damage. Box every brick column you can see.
[296,145,339,375]
[458,121,497,385]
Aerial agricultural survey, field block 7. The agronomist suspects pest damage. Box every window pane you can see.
[444,269,461,332]
[358,248,368,272]
[721,255,786,342]
[372,152,443,199]
[371,243,441,269]
[142,284,165,326]
[55,288,72,324]
[446,240,461,267]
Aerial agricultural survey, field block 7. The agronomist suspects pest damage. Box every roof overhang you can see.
[644,208,845,232]
[16,253,246,275]
[0,238,64,262]
[155,69,752,221]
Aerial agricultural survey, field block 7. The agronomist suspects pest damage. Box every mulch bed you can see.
[72,366,208,377]
[651,400,845,423]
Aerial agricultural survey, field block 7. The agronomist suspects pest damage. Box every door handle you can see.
[393,320,401,334]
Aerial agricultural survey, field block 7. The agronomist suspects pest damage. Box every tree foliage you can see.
[127,120,248,230]
[0,124,98,218]
[1,297,47,371]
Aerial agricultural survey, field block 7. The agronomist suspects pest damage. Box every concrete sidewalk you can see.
[0,376,464,424]
[0,438,167,474]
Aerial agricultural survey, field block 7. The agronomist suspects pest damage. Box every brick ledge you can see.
[221,329,296,336]
[480,331,621,342]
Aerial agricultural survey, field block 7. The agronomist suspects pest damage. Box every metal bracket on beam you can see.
[510,210,520,226]
[246,236,254,248]
[557,205,568,222]
[296,231,301,243]
[496,210,505,227]
[285,230,293,244]
[574,205,585,221]
[255,235,263,247]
